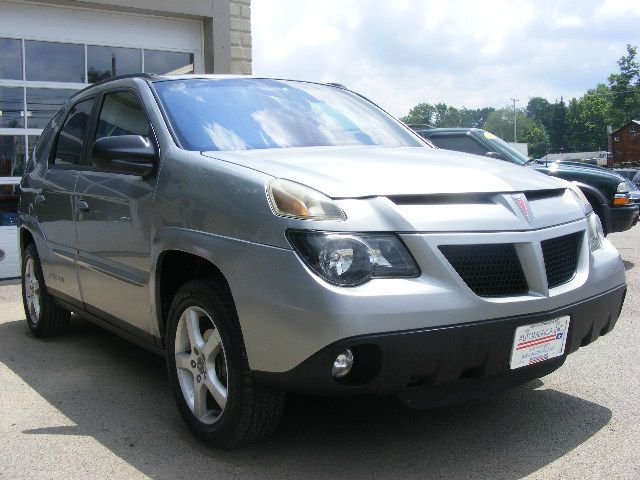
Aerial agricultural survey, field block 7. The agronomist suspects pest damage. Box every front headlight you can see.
[287,231,419,286]
[617,181,630,194]
[267,179,346,221]
[587,213,604,252]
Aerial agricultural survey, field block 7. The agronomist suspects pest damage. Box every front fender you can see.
[149,226,259,339]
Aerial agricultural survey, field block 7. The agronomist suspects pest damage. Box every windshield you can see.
[153,78,424,152]
[481,130,530,165]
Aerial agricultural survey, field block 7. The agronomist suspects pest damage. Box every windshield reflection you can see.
[153,79,423,152]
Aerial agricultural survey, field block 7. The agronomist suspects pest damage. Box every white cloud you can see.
[252,0,640,116]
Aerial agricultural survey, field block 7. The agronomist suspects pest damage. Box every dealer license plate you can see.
[510,316,570,370]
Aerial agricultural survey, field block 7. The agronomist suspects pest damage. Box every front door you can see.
[75,90,157,337]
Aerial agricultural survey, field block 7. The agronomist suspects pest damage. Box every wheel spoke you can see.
[205,373,227,410]
[202,329,222,358]
[192,380,209,419]
[175,351,192,371]
[185,308,205,351]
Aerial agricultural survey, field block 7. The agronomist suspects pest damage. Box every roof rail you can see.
[71,72,163,98]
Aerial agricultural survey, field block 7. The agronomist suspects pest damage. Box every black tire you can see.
[165,279,285,448]
[21,243,71,337]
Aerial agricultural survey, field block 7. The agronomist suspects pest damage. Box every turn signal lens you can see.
[267,179,346,221]
[613,194,630,206]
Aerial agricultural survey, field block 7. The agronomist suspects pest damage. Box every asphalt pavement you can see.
[0,227,639,479]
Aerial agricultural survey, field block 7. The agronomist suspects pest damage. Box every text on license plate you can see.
[510,316,570,370]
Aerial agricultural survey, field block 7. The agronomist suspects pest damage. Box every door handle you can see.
[35,194,46,205]
[76,200,90,213]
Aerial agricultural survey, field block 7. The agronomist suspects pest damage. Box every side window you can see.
[429,135,489,156]
[30,109,64,171]
[53,99,94,166]
[95,91,150,141]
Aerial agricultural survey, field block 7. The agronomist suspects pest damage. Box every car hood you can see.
[203,146,564,198]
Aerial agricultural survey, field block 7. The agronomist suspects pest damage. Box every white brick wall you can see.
[229,0,251,74]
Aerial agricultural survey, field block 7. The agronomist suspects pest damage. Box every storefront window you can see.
[144,50,194,75]
[87,46,142,83]
[0,87,24,128]
[26,88,77,129]
[0,136,25,178]
[0,38,23,80]
[25,40,85,83]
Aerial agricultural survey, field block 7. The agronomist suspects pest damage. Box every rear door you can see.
[75,88,158,338]
[33,97,95,302]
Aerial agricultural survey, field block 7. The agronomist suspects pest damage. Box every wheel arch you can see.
[572,182,611,233]
[150,227,247,341]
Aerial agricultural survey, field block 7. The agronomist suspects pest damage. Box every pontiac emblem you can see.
[511,193,531,223]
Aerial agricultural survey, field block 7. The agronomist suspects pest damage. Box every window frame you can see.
[82,86,158,175]
[48,95,97,170]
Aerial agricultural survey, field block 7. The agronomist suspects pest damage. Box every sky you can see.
[252,0,640,117]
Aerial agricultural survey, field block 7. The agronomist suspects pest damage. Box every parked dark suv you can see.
[18,76,626,447]
[412,127,639,234]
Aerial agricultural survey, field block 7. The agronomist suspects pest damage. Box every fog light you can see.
[332,349,354,378]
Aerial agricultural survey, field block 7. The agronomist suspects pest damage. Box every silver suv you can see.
[19,75,626,447]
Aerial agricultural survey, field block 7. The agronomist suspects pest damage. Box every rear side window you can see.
[53,99,94,166]
[429,135,488,157]
[95,91,150,140]
[30,109,64,170]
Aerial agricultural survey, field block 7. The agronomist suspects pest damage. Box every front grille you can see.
[541,232,582,288]
[439,244,528,297]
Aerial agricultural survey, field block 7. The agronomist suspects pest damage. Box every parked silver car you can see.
[19,75,626,447]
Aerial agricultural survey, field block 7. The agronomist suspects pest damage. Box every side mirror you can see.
[485,151,505,160]
[92,135,156,176]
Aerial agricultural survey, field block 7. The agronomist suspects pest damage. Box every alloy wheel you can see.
[174,306,228,424]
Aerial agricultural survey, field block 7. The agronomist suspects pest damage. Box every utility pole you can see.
[511,98,518,142]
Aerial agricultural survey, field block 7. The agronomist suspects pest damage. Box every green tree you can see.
[549,98,569,152]
[483,109,535,142]
[608,44,640,123]
[522,123,550,158]
[526,97,553,133]
[566,84,616,151]
[402,102,436,125]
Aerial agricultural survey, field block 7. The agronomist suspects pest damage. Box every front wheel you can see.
[165,279,284,448]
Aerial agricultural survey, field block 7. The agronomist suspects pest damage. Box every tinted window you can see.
[96,91,150,140]
[27,88,78,128]
[54,99,94,166]
[87,46,142,83]
[153,79,424,152]
[0,86,24,128]
[25,41,84,83]
[34,109,64,168]
[0,38,23,80]
[428,135,489,156]
[144,50,193,75]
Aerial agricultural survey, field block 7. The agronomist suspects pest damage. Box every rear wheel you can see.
[165,279,284,448]
[21,243,70,337]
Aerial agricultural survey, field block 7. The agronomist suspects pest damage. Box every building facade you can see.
[0,0,252,277]
[611,120,640,165]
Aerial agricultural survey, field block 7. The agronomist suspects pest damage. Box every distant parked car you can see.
[412,127,639,235]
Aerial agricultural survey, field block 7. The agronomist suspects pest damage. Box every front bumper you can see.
[254,284,626,406]
[609,204,639,233]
